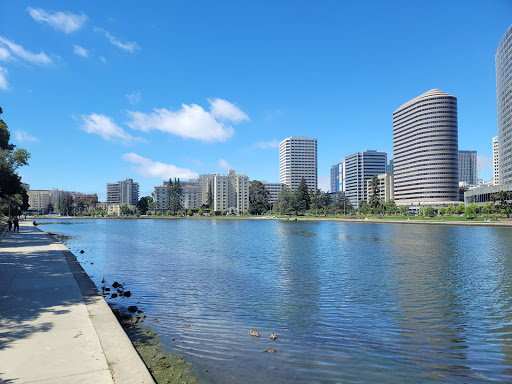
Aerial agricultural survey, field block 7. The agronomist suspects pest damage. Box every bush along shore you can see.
[103,279,206,384]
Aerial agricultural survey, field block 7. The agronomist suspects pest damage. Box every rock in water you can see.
[123,291,131,297]
[80,250,84,254]
[128,306,138,313]
[112,281,120,288]
[111,293,118,298]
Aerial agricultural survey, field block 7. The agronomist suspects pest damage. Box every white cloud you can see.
[81,113,145,144]
[0,36,51,64]
[218,158,232,170]
[122,153,198,180]
[127,98,248,142]
[27,7,87,33]
[94,27,140,53]
[0,67,7,90]
[318,175,330,193]
[478,155,493,170]
[73,44,88,58]
[0,47,10,61]
[209,98,249,122]
[14,130,38,142]
[126,91,141,105]
[253,139,279,149]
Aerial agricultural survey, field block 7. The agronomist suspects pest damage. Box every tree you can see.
[310,188,322,214]
[439,206,446,215]
[447,205,455,215]
[294,177,310,215]
[399,205,408,216]
[384,200,397,215]
[425,206,435,217]
[275,186,295,216]
[75,200,87,215]
[206,181,213,211]
[187,209,192,216]
[198,209,203,216]
[465,203,478,219]
[455,204,465,215]
[482,203,493,215]
[358,200,369,215]
[137,196,153,214]
[171,178,183,215]
[368,175,381,212]
[333,192,353,215]
[249,180,270,214]
[0,107,30,213]
[57,192,73,216]
[491,191,512,218]
[165,178,173,211]
[119,204,133,216]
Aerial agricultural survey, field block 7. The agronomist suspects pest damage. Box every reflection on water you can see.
[38,219,512,383]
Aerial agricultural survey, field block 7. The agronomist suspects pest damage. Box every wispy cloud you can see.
[123,153,198,180]
[126,91,141,105]
[27,7,87,33]
[99,56,107,63]
[127,98,248,142]
[209,98,249,122]
[81,113,145,145]
[73,44,88,58]
[0,67,7,90]
[14,130,38,142]
[253,139,279,149]
[94,27,140,53]
[218,158,232,170]
[0,47,10,61]
[0,36,52,65]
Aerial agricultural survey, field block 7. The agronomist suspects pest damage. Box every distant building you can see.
[393,89,459,205]
[106,179,139,205]
[213,169,249,213]
[493,136,500,185]
[262,182,285,204]
[27,190,52,214]
[330,162,345,193]
[464,183,512,206]
[458,150,477,186]
[153,180,201,210]
[496,24,512,184]
[386,159,394,174]
[366,173,394,203]
[344,150,387,208]
[279,136,317,191]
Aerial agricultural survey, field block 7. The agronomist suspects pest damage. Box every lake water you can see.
[37,218,512,383]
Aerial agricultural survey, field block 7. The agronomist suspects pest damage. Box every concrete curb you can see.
[283,217,512,227]
[36,227,155,384]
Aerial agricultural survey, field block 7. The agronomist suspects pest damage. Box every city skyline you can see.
[1,1,511,200]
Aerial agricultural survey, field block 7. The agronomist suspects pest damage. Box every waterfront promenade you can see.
[0,222,154,383]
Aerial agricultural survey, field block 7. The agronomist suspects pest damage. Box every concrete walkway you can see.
[0,222,154,384]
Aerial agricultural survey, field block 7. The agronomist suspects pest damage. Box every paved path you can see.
[0,222,154,384]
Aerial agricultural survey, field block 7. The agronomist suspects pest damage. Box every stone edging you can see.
[36,227,155,384]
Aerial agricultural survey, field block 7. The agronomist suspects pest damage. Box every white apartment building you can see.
[27,190,52,214]
[153,181,201,210]
[213,169,249,213]
[279,136,317,191]
[262,182,285,204]
[493,136,499,185]
[366,173,394,203]
[107,179,139,205]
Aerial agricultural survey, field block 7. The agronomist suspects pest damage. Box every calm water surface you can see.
[38,218,512,383]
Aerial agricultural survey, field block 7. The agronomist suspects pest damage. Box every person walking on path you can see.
[7,216,13,231]
[12,216,19,232]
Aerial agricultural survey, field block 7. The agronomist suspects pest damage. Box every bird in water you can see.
[250,329,260,337]
[270,332,277,340]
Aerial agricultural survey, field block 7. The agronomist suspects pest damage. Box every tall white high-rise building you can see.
[496,24,512,184]
[279,136,317,191]
[393,89,459,204]
[344,150,387,208]
[493,136,499,185]
[213,169,249,213]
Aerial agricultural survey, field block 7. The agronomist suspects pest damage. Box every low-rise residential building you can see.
[153,181,201,211]
[107,204,137,216]
[27,190,53,214]
[261,182,285,204]
[366,173,394,203]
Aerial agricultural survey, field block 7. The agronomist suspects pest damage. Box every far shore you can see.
[28,214,512,228]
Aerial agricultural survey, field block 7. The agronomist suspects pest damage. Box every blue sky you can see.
[1,1,511,200]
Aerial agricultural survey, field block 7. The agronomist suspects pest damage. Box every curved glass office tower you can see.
[393,89,459,203]
[496,25,512,184]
